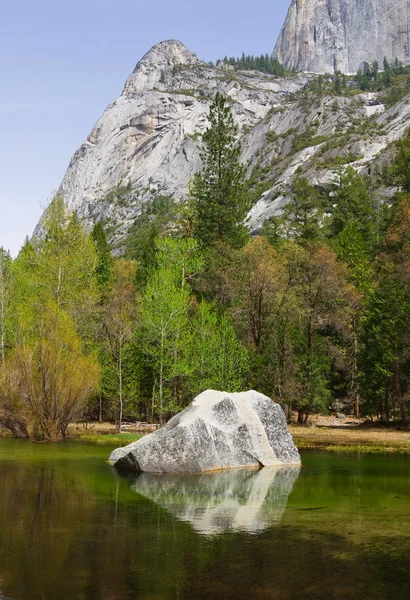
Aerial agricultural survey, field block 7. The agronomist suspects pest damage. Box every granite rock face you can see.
[36,39,410,244]
[274,0,410,74]
[41,40,312,246]
[109,390,301,473]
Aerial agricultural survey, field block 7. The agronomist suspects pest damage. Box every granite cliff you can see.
[56,40,311,244]
[274,0,410,74]
[45,38,410,248]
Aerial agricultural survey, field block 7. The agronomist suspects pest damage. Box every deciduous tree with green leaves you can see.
[100,259,138,432]
[11,197,98,342]
[190,300,248,394]
[0,308,100,442]
[139,259,192,422]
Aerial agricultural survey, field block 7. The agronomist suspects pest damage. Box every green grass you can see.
[73,433,143,446]
[296,439,410,455]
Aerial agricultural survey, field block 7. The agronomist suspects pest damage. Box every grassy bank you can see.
[290,425,410,455]
[74,432,143,446]
[0,425,143,446]
[66,423,144,446]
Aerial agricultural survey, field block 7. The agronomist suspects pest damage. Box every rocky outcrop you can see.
[47,40,312,244]
[131,466,300,535]
[109,390,301,473]
[274,0,410,74]
[36,39,410,244]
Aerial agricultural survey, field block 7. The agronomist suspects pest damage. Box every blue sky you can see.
[0,0,291,256]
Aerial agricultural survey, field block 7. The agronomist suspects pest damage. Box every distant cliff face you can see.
[274,0,410,74]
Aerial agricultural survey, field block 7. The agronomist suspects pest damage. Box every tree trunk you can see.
[117,344,123,433]
[151,380,156,425]
[353,321,360,419]
[394,356,406,424]
[297,409,304,424]
[0,261,5,368]
[159,363,163,426]
[33,419,63,443]
[159,333,164,426]
[4,419,29,439]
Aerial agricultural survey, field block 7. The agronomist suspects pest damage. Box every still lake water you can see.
[1,440,410,600]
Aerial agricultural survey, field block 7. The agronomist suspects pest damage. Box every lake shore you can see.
[71,419,410,454]
[2,419,410,454]
[290,424,410,454]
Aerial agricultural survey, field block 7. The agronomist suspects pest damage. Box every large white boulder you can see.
[109,390,301,473]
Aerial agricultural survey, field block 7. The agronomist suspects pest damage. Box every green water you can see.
[1,440,410,600]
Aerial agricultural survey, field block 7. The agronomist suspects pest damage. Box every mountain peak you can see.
[124,40,200,94]
[274,0,410,74]
[135,40,199,71]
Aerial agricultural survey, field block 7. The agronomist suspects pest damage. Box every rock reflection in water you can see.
[131,466,300,535]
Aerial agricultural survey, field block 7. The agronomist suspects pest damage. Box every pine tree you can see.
[191,92,248,248]
[0,248,11,368]
[281,177,327,244]
[329,167,375,248]
[91,222,113,291]
[393,128,410,193]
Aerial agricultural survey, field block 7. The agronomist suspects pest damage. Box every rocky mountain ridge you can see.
[274,0,410,75]
[51,39,410,248]
[56,40,312,243]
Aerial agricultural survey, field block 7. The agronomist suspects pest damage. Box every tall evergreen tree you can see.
[91,222,113,291]
[393,128,410,193]
[0,248,11,368]
[281,177,327,244]
[191,92,248,248]
[329,167,376,250]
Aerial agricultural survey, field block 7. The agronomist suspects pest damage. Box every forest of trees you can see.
[355,57,406,90]
[216,53,286,76]
[1,92,410,441]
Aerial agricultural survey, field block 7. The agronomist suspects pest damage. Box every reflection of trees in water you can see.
[0,579,9,600]
[176,525,410,600]
[1,458,410,599]
[0,461,219,599]
[0,463,136,599]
